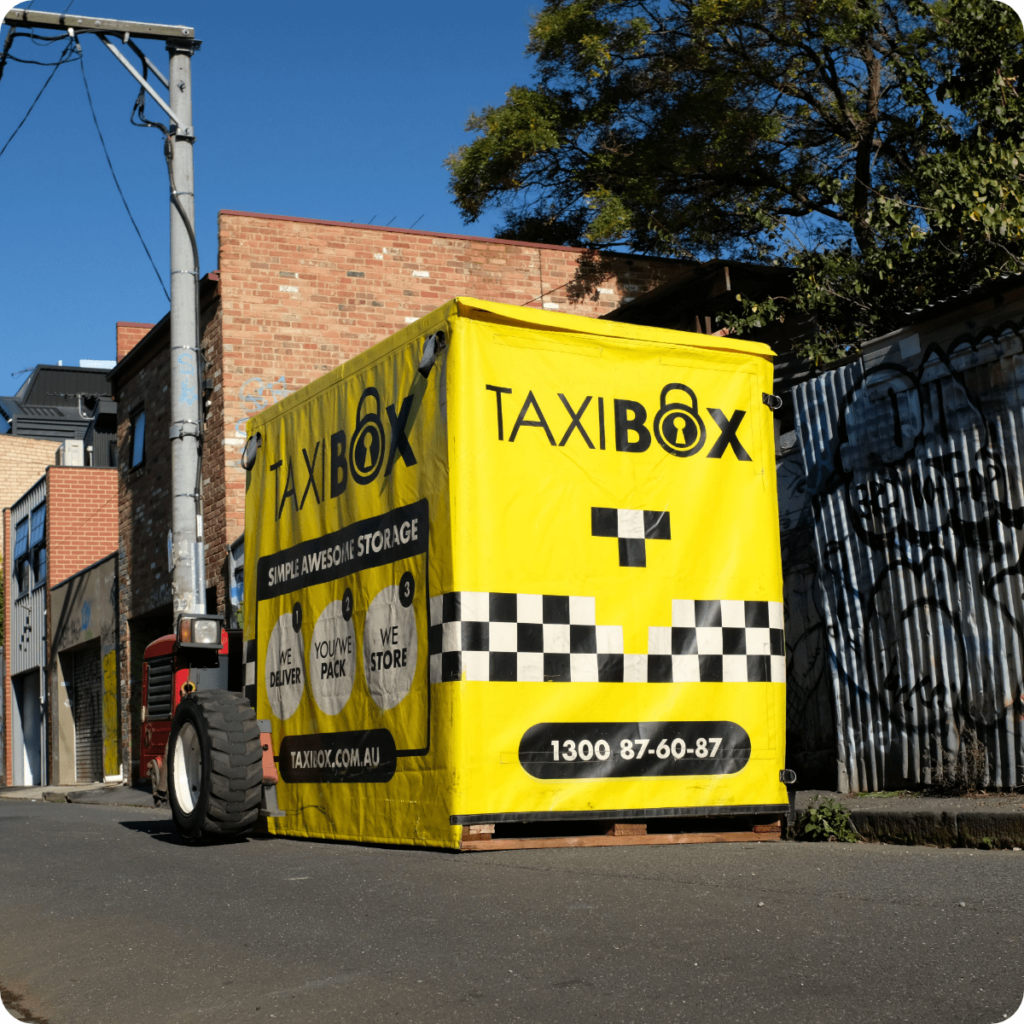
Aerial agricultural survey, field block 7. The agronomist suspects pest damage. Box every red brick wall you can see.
[116,323,154,363]
[216,213,671,409]
[46,468,118,588]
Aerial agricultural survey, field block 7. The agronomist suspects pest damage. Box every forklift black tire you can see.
[167,691,263,842]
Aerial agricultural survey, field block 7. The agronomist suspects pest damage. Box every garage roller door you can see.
[73,645,103,783]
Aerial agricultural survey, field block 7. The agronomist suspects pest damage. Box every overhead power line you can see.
[0,37,77,157]
[77,40,170,301]
[27,33,67,45]
[5,52,78,65]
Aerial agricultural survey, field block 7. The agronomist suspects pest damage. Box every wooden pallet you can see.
[460,819,782,852]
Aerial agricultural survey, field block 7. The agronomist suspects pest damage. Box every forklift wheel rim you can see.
[173,721,203,815]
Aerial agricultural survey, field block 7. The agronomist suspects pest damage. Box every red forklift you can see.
[139,613,271,840]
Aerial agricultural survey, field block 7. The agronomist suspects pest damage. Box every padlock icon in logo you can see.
[654,383,705,457]
[349,387,386,484]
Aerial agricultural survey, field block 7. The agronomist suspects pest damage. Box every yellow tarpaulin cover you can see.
[244,298,787,848]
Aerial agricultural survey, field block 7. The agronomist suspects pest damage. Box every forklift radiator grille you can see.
[146,657,174,718]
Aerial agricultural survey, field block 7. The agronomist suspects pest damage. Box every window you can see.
[12,506,44,594]
[30,503,45,547]
[33,546,47,587]
[108,440,118,468]
[17,559,30,598]
[29,502,46,589]
[129,409,146,469]
[13,517,28,559]
[12,516,28,597]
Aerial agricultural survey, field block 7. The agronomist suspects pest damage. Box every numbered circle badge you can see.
[309,600,357,716]
[363,583,418,710]
[265,612,305,720]
[398,571,415,607]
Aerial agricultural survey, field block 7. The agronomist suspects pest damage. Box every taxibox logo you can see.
[484,382,752,462]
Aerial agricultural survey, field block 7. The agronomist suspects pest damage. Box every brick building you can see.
[3,466,118,785]
[0,434,62,605]
[0,435,60,776]
[108,211,681,780]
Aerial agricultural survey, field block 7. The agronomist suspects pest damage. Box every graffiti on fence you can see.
[795,326,1024,789]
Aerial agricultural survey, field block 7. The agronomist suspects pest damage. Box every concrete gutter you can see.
[3,784,1022,847]
[794,789,1024,849]
[0,784,157,808]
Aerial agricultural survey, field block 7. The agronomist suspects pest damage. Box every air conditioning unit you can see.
[57,439,85,467]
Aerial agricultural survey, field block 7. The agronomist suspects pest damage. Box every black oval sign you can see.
[518,721,750,780]
[279,729,396,784]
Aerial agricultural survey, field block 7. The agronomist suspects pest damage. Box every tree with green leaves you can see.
[447,0,1024,362]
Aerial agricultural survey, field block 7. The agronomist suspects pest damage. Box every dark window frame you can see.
[12,516,28,559]
[29,501,46,591]
[129,408,146,469]
[16,558,31,598]
[12,516,29,597]
[32,545,47,589]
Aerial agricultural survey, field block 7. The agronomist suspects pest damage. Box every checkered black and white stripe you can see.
[428,592,623,684]
[428,594,784,684]
[648,599,785,684]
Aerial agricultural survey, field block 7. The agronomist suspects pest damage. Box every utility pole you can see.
[3,9,204,622]
[166,37,204,619]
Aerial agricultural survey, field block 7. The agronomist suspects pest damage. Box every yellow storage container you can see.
[244,297,787,848]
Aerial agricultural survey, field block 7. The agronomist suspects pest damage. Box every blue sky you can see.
[0,1,538,392]
[3,0,1024,399]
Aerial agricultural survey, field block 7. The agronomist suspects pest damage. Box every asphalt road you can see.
[0,799,1021,1024]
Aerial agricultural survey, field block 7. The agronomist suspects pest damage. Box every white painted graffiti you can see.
[235,375,289,438]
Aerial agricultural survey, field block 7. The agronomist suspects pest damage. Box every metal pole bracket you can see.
[170,421,202,440]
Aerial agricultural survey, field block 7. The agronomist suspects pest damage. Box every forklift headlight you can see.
[178,615,223,647]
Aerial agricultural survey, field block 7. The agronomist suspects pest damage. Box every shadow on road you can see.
[118,818,186,844]
[117,818,261,846]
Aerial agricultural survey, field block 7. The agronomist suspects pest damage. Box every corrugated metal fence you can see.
[791,322,1024,791]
